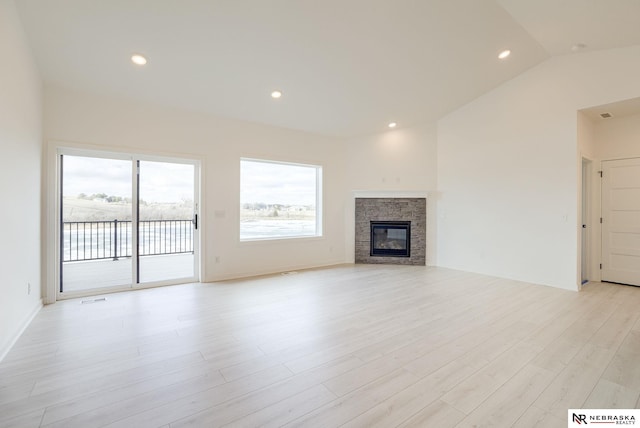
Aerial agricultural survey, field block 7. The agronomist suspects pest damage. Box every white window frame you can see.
[240,158,323,241]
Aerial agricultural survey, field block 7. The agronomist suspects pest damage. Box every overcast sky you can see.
[63,156,194,203]
[240,160,318,206]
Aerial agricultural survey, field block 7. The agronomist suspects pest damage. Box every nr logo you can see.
[573,413,588,424]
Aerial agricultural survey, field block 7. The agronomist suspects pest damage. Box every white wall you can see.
[595,111,640,160]
[437,46,640,290]
[44,85,347,291]
[578,112,597,160]
[0,0,43,360]
[344,123,438,265]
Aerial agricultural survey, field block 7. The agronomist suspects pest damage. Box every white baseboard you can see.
[0,299,43,363]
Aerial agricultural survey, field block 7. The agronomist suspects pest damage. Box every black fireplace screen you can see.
[370,221,411,257]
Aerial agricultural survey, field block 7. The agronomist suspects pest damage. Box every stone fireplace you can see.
[355,197,426,265]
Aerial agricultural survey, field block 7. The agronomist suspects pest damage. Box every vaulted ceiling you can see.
[15,0,640,137]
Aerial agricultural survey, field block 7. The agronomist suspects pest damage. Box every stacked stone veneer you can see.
[355,198,426,266]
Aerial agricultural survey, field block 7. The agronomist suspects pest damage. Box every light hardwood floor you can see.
[1,265,639,427]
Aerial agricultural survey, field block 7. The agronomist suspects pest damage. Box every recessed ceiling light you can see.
[388,122,397,128]
[271,90,282,99]
[131,54,147,65]
[498,50,511,60]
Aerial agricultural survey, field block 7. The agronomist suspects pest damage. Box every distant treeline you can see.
[65,195,194,222]
[241,202,314,210]
[77,193,194,207]
[78,193,131,203]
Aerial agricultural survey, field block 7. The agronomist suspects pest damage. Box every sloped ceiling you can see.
[497,0,640,55]
[15,0,640,137]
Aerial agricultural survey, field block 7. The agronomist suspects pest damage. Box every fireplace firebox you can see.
[370,221,411,257]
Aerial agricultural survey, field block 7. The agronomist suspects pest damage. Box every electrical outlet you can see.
[27,282,31,295]
[215,256,220,263]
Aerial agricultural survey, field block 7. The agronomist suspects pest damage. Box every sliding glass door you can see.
[60,155,134,292]
[138,160,196,283]
[59,151,199,296]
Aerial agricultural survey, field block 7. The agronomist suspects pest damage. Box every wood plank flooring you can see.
[1,265,639,427]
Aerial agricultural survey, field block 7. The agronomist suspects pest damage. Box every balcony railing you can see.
[62,219,194,262]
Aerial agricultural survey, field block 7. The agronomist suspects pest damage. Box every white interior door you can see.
[601,158,640,287]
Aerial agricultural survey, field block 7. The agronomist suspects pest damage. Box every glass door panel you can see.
[60,155,133,293]
[137,160,196,283]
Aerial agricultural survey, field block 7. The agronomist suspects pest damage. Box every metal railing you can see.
[62,219,194,262]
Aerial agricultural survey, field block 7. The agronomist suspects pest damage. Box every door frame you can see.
[580,157,592,288]
[45,141,204,303]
